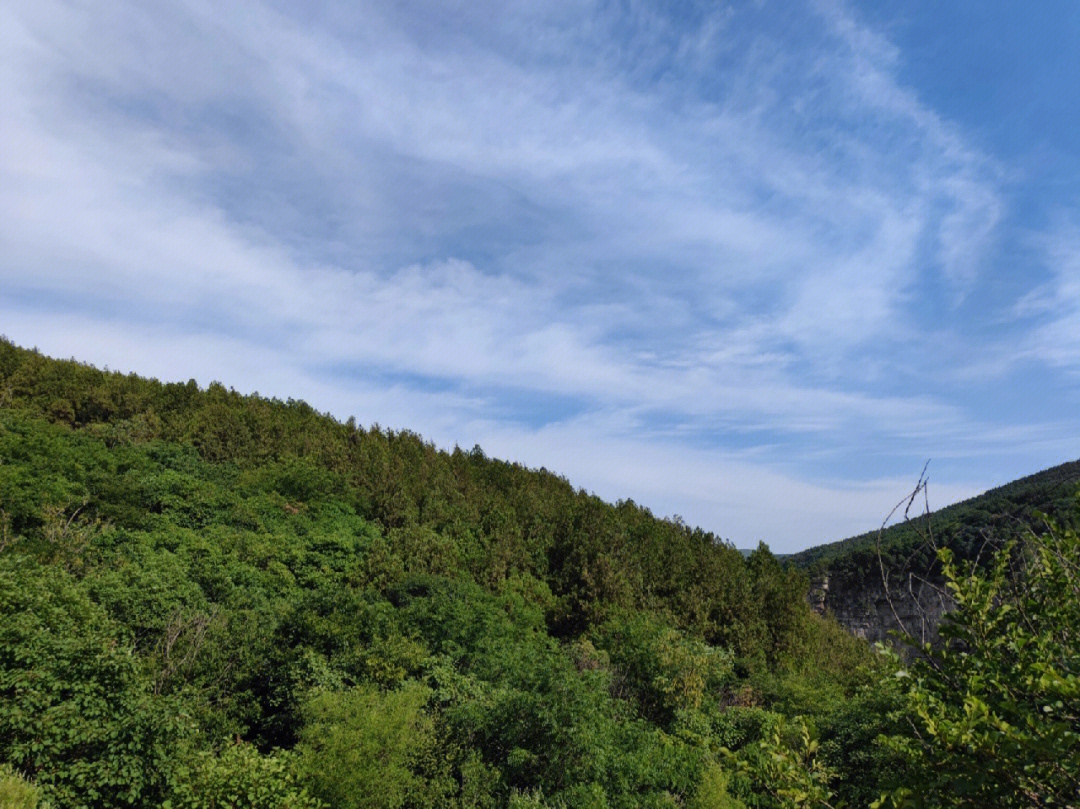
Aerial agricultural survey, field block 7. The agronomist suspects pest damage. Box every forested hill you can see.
[0,338,877,808]
[789,459,1080,586]
[3,338,1079,807]
[0,338,805,650]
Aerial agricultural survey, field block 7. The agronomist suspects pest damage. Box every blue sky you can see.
[3,1,1079,551]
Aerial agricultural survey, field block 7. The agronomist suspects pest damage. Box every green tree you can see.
[596,611,734,725]
[0,556,184,808]
[297,683,446,809]
[168,742,322,809]
[725,716,840,809]
[880,518,1080,808]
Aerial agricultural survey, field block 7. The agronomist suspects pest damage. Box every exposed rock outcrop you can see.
[810,569,954,648]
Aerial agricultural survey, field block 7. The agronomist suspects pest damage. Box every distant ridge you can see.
[790,458,1080,581]
[786,460,1080,648]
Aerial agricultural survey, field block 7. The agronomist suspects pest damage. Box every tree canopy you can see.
[0,339,1075,807]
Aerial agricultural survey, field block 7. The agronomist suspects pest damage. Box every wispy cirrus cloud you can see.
[1016,219,1080,372]
[2,0,1075,549]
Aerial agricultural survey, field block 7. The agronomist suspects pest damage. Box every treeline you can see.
[0,339,816,661]
[1,339,1077,808]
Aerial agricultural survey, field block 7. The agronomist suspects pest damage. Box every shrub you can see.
[296,682,446,809]
[0,763,43,809]
[167,742,322,809]
[0,557,183,808]
[880,519,1080,808]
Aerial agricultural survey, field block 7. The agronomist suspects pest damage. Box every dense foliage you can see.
[877,522,1080,808]
[0,340,1076,807]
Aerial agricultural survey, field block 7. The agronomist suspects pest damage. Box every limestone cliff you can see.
[809,569,953,648]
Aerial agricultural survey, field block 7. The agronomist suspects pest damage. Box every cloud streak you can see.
[2,0,1075,549]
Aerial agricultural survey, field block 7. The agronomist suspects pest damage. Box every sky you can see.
[3,1,1080,552]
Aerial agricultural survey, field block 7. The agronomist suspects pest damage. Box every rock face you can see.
[809,569,954,648]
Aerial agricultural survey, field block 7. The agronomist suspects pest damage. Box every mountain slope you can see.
[0,338,798,651]
[0,338,875,807]
[791,460,1080,580]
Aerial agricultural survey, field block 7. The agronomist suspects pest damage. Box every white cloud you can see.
[1020,219,1080,371]
[0,0,1061,547]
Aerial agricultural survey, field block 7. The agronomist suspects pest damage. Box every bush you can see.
[880,519,1080,808]
[168,742,322,809]
[0,763,43,809]
[296,682,447,809]
[0,557,183,808]
[724,716,838,809]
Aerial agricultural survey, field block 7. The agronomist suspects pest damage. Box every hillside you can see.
[0,339,814,653]
[788,460,1080,646]
[2,339,1077,808]
[0,339,878,808]
[790,460,1080,580]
